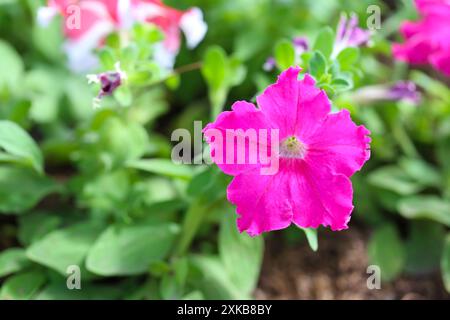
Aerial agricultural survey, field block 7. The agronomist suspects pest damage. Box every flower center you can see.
[280,136,307,159]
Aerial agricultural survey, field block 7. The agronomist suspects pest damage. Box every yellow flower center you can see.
[280,136,307,159]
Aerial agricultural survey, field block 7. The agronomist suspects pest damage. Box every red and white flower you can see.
[37,0,207,72]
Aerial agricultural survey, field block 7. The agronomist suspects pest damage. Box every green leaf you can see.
[0,167,56,214]
[0,271,46,300]
[218,212,264,295]
[405,221,445,274]
[0,248,32,278]
[26,221,104,275]
[309,51,327,80]
[36,282,124,300]
[397,196,450,226]
[336,47,360,70]
[274,39,296,70]
[86,223,179,276]
[201,46,227,92]
[299,227,318,251]
[442,234,450,293]
[18,212,62,245]
[190,255,248,299]
[367,165,423,195]
[127,159,194,180]
[331,77,353,92]
[313,27,334,59]
[368,224,405,282]
[0,40,23,94]
[0,120,43,173]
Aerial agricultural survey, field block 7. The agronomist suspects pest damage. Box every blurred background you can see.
[0,0,449,299]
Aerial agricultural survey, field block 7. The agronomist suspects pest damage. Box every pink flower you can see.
[393,0,450,76]
[37,0,207,72]
[204,67,371,236]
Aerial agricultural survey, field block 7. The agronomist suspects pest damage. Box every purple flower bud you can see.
[87,62,127,108]
[333,13,371,57]
[292,36,309,53]
[388,81,421,104]
[351,81,421,105]
[263,56,276,72]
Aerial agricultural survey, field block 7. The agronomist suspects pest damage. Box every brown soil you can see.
[255,226,449,300]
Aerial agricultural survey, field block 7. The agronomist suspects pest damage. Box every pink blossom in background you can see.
[204,67,371,236]
[393,0,450,76]
[37,0,207,72]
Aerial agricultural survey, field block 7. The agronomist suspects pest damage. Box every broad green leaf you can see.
[309,51,327,79]
[300,227,318,251]
[0,167,56,214]
[0,271,46,300]
[398,157,441,188]
[313,27,334,59]
[0,40,23,94]
[27,221,104,275]
[405,221,445,274]
[442,234,450,292]
[0,120,43,173]
[127,159,194,180]
[219,212,263,295]
[368,224,405,282]
[36,282,124,300]
[336,47,360,70]
[0,248,32,278]
[18,212,62,245]
[367,165,423,195]
[190,255,248,299]
[201,46,227,92]
[86,223,179,276]
[98,117,148,167]
[274,39,296,70]
[397,196,450,226]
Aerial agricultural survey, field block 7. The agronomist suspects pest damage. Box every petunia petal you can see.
[256,67,301,138]
[227,167,293,236]
[288,159,354,231]
[304,109,371,177]
[257,67,330,140]
[203,101,275,176]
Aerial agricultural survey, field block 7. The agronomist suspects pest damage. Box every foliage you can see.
[0,0,449,299]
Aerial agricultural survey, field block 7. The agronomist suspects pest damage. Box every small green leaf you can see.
[368,224,405,282]
[201,46,227,92]
[442,234,450,293]
[313,27,334,59]
[336,47,360,69]
[309,51,327,79]
[397,196,450,226]
[0,40,23,94]
[219,211,264,295]
[405,221,444,274]
[0,120,43,173]
[0,271,46,300]
[300,227,318,251]
[26,221,104,275]
[127,159,194,180]
[86,223,179,276]
[274,39,296,70]
[367,165,423,195]
[0,167,56,214]
[0,248,32,278]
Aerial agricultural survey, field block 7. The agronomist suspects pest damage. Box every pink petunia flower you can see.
[204,67,371,236]
[37,0,207,72]
[393,0,450,76]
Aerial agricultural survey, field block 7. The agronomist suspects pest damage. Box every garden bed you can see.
[256,226,449,300]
